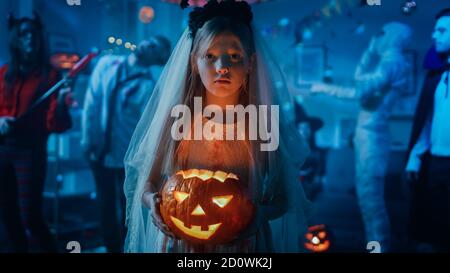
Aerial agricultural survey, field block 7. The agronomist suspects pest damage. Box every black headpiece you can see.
[180,0,253,38]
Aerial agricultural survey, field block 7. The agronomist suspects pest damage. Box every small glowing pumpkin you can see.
[50,53,80,70]
[304,224,331,253]
[139,6,155,24]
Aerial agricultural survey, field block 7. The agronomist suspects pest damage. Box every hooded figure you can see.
[353,22,412,252]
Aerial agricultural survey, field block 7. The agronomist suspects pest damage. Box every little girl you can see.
[124,0,311,253]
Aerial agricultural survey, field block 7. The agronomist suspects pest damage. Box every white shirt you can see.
[406,71,450,172]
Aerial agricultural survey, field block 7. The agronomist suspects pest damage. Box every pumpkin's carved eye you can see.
[174,191,189,203]
[212,195,234,208]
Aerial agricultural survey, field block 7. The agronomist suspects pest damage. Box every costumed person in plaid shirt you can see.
[0,13,72,252]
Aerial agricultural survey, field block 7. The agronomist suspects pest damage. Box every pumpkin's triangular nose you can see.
[191,204,206,216]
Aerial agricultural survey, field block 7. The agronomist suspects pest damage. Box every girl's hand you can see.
[142,191,176,238]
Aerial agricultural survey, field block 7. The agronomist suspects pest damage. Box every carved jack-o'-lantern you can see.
[159,169,254,245]
[51,53,80,70]
[139,6,155,24]
[304,224,331,253]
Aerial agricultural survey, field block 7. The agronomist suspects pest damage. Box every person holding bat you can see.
[0,13,72,252]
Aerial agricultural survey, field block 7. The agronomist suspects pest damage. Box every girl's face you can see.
[195,32,251,99]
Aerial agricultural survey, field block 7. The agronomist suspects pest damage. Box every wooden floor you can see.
[306,173,412,252]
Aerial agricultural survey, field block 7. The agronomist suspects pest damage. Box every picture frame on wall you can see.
[295,45,326,85]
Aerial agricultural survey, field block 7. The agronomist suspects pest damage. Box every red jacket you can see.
[0,64,72,145]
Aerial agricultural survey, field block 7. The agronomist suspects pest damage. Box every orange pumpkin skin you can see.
[159,169,255,245]
[51,53,80,70]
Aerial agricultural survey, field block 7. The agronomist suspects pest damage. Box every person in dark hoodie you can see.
[405,8,450,252]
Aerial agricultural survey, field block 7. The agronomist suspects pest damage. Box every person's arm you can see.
[310,83,357,99]
[46,71,72,133]
[406,116,431,172]
[0,66,17,135]
[310,41,384,100]
[141,178,158,208]
[80,58,107,156]
[354,40,378,80]
[354,58,394,99]
[141,176,175,237]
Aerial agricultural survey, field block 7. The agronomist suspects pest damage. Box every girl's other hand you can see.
[142,191,176,238]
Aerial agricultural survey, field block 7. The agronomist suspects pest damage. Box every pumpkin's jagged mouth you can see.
[176,169,238,183]
[170,216,222,240]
